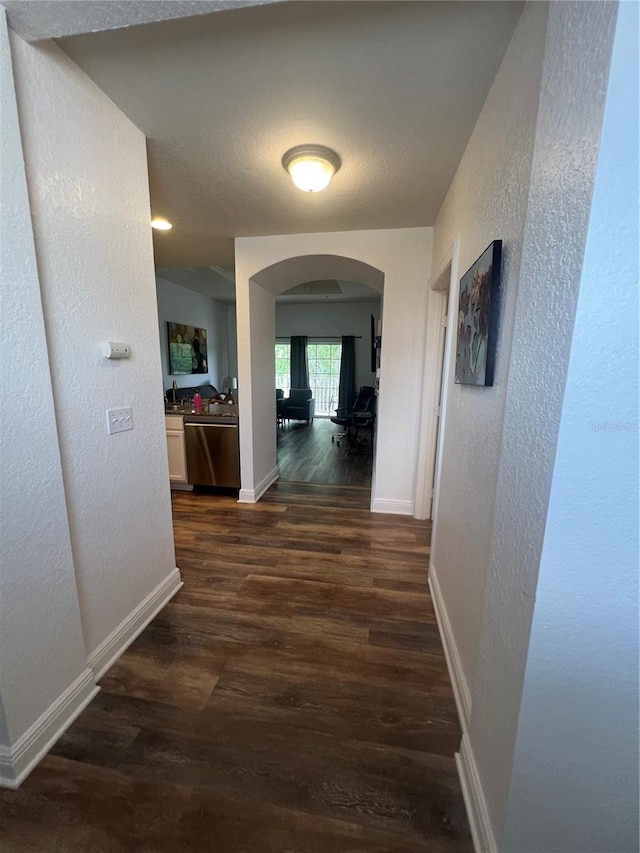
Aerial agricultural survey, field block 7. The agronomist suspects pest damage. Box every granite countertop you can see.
[165,403,239,424]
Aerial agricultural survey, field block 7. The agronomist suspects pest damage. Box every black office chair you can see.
[350,387,376,452]
[330,386,376,449]
[330,406,351,446]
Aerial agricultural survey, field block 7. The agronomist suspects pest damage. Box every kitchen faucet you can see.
[172,380,177,404]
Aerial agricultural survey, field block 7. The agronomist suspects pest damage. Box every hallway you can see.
[0,483,471,852]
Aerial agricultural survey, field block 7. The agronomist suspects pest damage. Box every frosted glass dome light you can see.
[282,145,341,193]
[151,217,173,231]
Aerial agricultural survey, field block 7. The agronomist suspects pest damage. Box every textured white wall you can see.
[275,301,380,392]
[432,0,620,846]
[250,281,277,491]
[0,701,7,748]
[502,3,638,848]
[0,12,88,752]
[469,3,618,843]
[234,267,277,497]
[235,229,432,511]
[431,2,548,693]
[227,304,238,381]
[156,276,231,393]
[11,35,177,659]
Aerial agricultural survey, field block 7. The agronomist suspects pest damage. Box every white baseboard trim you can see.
[370,497,414,515]
[456,734,497,853]
[0,668,99,790]
[428,564,472,728]
[238,466,279,504]
[87,567,183,681]
[428,565,495,853]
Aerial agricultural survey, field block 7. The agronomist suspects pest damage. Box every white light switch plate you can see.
[106,406,133,434]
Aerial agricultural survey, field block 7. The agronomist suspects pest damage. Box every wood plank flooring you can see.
[0,482,472,852]
[277,417,373,486]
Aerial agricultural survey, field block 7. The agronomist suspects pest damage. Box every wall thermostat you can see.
[101,341,131,359]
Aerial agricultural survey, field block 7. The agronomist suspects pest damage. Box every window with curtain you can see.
[275,342,291,396]
[274,342,342,416]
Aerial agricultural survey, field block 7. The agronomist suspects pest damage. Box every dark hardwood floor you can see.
[278,417,373,486]
[0,482,471,852]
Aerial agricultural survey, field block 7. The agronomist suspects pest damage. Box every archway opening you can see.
[238,254,385,504]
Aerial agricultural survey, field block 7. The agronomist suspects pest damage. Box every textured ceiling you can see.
[2,0,279,42]
[156,267,236,302]
[55,1,523,267]
[155,267,381,304]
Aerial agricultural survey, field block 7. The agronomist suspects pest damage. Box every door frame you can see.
[414,239,459,520]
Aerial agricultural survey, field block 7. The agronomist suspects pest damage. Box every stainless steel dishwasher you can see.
[184,420,240,487]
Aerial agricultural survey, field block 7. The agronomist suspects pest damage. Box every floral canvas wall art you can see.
[455,240,502,386]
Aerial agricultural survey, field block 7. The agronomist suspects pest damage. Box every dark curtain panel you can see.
[370,314,377,372]
[290,335,309,389]
[338,335,357,411]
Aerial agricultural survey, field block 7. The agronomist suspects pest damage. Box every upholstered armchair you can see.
[278,388,315,425]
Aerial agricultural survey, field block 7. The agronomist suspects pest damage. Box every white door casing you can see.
[414,239,459,522]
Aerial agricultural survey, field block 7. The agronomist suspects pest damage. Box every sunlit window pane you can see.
[274,341,342,416]
[275,343,291,395]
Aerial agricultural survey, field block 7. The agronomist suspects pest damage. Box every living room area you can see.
[274,288,381,489]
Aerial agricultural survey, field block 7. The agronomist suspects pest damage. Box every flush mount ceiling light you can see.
[282,145,341,193]
[151,217,172,231]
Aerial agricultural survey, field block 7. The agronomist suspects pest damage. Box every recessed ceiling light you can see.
[151,217,172,231]
[282,145,341,193]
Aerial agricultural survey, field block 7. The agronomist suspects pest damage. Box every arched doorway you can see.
[234,229,433,515]
[263,258,384,489]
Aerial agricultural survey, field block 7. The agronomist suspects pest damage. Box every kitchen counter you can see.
[165,403,239,424]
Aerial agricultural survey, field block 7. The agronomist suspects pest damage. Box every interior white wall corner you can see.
[10,34,179,662]
[468,1,619,846]
[234,228,432,511]
[430,0,550,710]
[155,276,231,392]
[247,278,278,499]
[502,2,639,849]
[0,11,92,785]
[227,304,238,381]
[234,266,252,492]
[430,0,620,846]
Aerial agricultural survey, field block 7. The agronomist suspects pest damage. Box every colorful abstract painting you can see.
[455,240,502,386]
[168,323,208,375]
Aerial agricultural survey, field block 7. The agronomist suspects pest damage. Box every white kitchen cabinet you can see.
[165,415,188,484]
